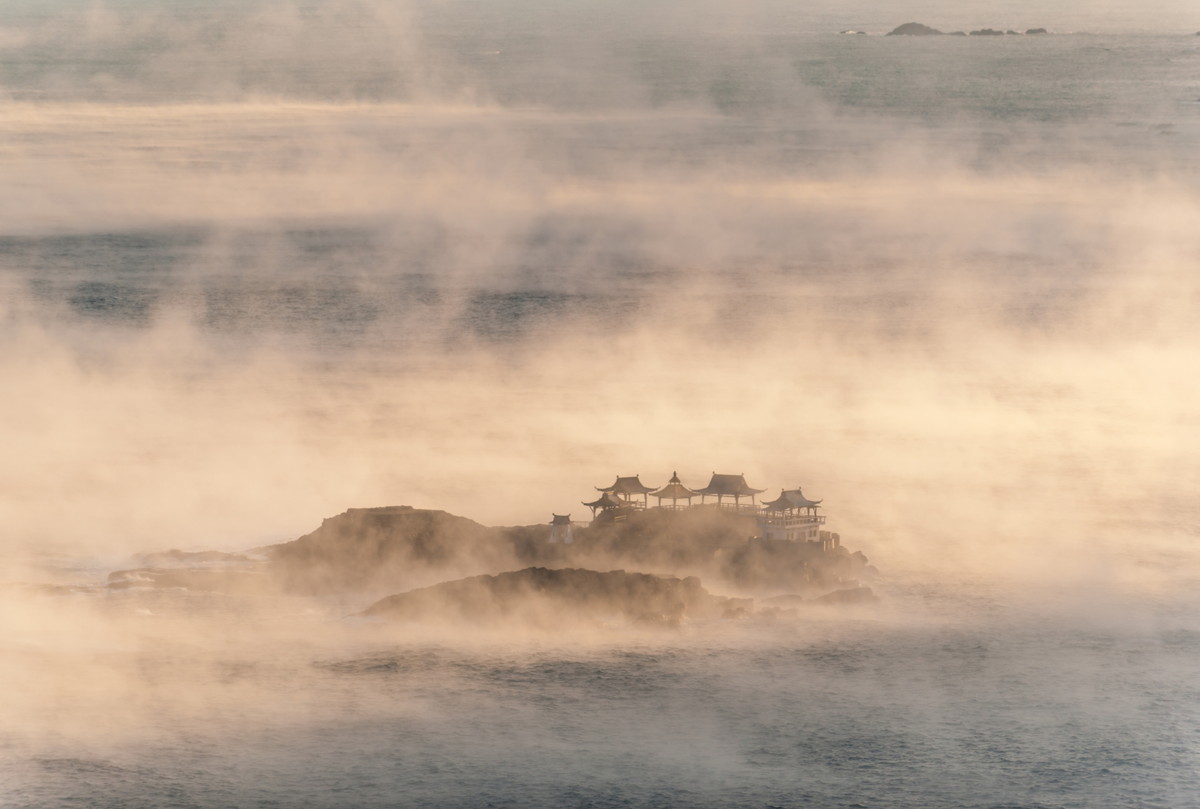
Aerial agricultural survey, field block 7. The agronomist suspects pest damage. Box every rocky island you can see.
[886,22,945,36]
[107,472,877,628]
[885,22,1050,36]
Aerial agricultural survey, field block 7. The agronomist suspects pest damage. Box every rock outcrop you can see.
[811,585,878,606]
[570,506,760,567]
[128,549,252,568]
[360,567,749,627]
[265,506,520,596]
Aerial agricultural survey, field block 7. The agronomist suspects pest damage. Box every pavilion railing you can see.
[759,513,826,527]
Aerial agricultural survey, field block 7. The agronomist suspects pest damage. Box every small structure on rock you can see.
[549,513,574,544]
[759,488,838,550]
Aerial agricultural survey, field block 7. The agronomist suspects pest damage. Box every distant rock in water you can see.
[811,585,878,606]
[885,23,1048,38]
[128,549,252,568]
[360,567,749,627]
[886,22,943,36]
[107,566,265,593]
[108,549,260,593]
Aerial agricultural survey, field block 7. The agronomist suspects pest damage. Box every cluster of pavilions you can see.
[577,471,823,519]
[548,471,830,546]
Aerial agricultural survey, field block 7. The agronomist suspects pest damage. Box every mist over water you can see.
[6,585,1200,808]
[3,1,1200,806]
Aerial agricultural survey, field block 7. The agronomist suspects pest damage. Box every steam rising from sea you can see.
[2,0,1200,806]
[5,582,1200,807]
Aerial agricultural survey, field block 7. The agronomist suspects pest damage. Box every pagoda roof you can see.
[763,488,822,511]
[583,491,627,509]
[597,475,656,495]
[651,471,699,500]
[696,473,765,497]
[551,513,572,525]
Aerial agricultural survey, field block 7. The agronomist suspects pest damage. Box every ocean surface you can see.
[5,572,1200,809]
[2,1,1200,807]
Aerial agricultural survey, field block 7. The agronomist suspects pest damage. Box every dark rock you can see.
[264,507,519,596]
[948,31,967,36]
[886,22,943,36]
[969,28,1005,36]
[811,585,879,606]
[1005,30,1019,35]
[720,536,872,592]
[572,506,759,567]
[1026,28,1048,35]
[360,567,746,627]
[129,549,252,568]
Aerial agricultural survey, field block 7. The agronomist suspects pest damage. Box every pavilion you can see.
[595,475,657,509]
[760,487,826,542]
[695,473,765,509]
[582,490,630,520]
[650,471,699,510]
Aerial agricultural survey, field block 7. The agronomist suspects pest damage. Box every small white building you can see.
[759,488,828,546]
[549,513,574,544]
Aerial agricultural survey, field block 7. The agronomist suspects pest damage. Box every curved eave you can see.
[596,477,656,495]
[583,492,626,509]
[764,499,822,508]
[651,483,699,499]
[697,486,767,496]
[696,473,766,497]
[764,488,823,509]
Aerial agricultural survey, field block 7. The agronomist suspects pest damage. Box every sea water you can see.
[5,576,1200,808]
[2,2,1199,806]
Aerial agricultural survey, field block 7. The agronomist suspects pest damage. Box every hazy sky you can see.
[0,0,1197,589]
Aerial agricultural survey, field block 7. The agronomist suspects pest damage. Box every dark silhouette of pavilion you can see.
[568,470,834,549]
